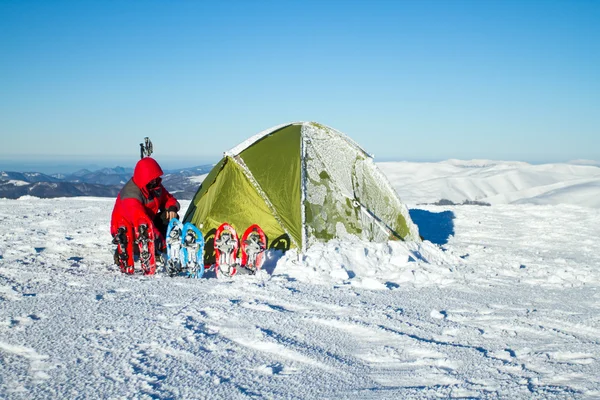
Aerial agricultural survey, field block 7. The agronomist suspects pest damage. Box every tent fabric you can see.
[239,124,303,248]
[185,158,286,244]
[183,122,420,255]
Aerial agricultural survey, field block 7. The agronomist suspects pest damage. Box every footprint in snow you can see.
[430,310,447,319]
[8,314,44,330]
[256,363,297,376]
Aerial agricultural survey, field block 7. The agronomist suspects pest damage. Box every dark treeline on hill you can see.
[0,165,213,200]
[424,199,491,206]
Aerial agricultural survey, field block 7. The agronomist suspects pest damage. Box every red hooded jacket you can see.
[110,157,179,241]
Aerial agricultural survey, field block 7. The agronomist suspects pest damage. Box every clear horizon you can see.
[1,1,599,164]
[2,154,598,175]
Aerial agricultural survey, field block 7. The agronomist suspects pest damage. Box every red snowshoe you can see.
[241,224,267,273]
[214,223,239,278]
[112,222,134,275]
[135,223,156,275]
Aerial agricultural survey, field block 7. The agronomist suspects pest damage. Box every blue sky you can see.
[1,0,599,171]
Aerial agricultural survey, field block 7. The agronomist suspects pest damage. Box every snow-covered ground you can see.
[1,161,600,399]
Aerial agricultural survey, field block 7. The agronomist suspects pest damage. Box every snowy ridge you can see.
[6,180,29,186]
[444,158,530,168]
[379,160,600,208]
[512,179,600,207]
[568,159,600,166]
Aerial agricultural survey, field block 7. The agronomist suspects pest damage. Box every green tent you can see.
[183,122,420,262]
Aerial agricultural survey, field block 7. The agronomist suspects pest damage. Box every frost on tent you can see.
[353,158,414,240]
[302,123,414,247]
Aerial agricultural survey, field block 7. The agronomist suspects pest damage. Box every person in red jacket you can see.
[111,157,180,273]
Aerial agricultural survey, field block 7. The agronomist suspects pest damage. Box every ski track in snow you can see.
[1,198,600,399]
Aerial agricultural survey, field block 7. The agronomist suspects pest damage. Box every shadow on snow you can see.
[409,209,455,245]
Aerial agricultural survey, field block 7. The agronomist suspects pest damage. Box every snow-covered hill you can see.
[1,160,600,399]
[379,159,600,208]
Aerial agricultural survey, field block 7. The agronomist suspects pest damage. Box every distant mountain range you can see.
[0,165,214,200]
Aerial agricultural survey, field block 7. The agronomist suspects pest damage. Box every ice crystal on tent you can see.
[301,123,416,246]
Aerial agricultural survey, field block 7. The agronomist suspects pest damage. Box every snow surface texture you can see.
[1,161,600,399]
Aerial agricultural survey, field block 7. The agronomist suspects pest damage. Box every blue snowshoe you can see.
[166,218,184,277]
[180,223,205,279]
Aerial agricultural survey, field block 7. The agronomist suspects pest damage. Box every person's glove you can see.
[166,206,179,221]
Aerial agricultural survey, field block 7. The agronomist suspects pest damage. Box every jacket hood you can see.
[133,157,163,190]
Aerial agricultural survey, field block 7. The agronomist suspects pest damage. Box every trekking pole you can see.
[140,137,154,159]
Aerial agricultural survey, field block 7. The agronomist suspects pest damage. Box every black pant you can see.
[153,210,180,250]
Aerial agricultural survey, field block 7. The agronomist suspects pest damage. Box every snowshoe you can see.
[112,225,134,274]
[214,223,239,278]
[166,218,184,277]
[241,224,267,274]
[180,223,205,279]
[135,223,156,275]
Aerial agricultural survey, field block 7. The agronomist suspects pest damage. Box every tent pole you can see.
[300,124,307,254]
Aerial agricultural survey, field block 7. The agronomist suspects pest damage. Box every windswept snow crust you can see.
[2,191,600,399]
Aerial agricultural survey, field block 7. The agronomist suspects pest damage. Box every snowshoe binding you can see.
[166,218,184,277]
[135,223,156,275]
[241,224,267,274]
[214,223,239,278]
[180,223,205,279]
[112,225,134,274]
